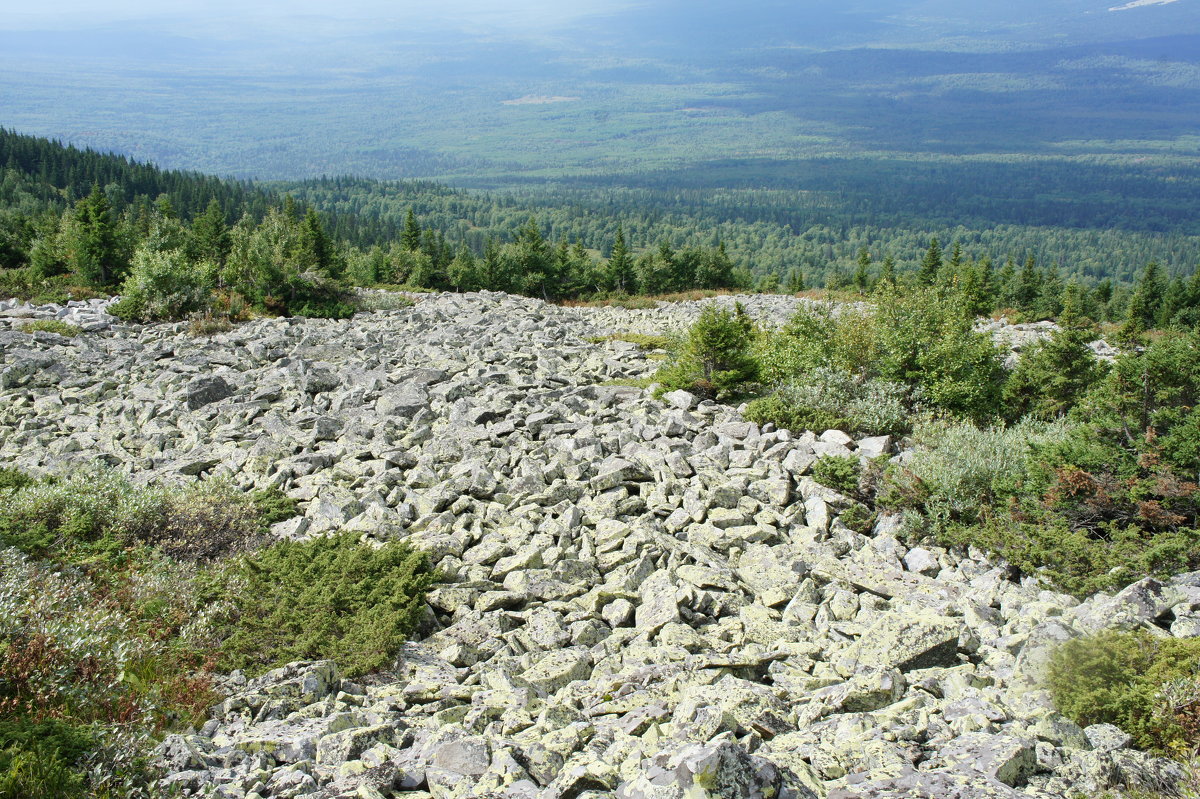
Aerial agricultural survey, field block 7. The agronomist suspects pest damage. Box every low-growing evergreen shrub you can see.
[1048,630,1200,756]
[0,719,92,799]
[212,533,438,677]
[0,467,32,492]
[812,455,862,497]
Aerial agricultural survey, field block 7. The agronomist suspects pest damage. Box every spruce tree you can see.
[607,225,634,294]
[918,237,942,285]
[879,254,896,287]
[854,247,871,293]
[189,198,230,265]
[401,208,422,252]
[65,184,122,286]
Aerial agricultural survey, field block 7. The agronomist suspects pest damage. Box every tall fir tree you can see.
[607,224,635,294]
[401,208,422,252]
[918,237,942,285]
[854,247,871,293]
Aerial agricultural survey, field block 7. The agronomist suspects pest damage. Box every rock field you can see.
[0,291,1187,799]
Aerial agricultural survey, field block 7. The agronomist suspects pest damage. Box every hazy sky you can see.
[3,0,639,30]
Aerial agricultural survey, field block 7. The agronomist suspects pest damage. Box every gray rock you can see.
[616,741,782,799]
[185,375,233,410]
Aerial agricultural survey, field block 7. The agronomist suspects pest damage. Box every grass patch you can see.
[587,332,676,351]
[18,319,82,337]
[186,312,233,336]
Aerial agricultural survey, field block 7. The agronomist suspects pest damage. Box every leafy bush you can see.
[744,367,916,437]
[891,418,1200,596]
[0,469,270,565]
[1049,630,1200,756]
[885,418,1071,531]
[812,455,862,497]
[655,302,758,399]
[211,533,438,677]
[112,247,213,321]
[758,290,1004,424]
[19,319,81,337]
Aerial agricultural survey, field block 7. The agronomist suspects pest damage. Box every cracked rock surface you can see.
[0,290,1184,798]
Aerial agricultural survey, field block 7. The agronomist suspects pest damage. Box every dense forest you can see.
[2,128,1198,331]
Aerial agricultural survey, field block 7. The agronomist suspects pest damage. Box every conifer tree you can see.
[401,208,422,252]
[854,247,871,293]
[918,237,942,285]
[879,254,896,287]
[607,224,634,294]
[65,184,122,286]
[189,198,231,265]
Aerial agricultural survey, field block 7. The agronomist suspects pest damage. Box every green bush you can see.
[744,367,916,437]
[0,469,269,566]
[884,418,1070,531]
[1048,630,1200,756]
[114,247,213,321]
[249,486,300,534]
[0,720,92,799]
[812,455,861,497]
[0,467,32,492]
[744,393,848,436]
[18,319,81,337]
[212,533,438,677]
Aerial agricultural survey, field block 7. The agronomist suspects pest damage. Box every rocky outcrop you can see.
[0,296,119,331]
[0,291,1183,798]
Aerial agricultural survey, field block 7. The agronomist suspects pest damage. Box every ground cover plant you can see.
[0,466,437,796]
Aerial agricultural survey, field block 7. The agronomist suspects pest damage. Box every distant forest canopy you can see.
[1,127,1198,325]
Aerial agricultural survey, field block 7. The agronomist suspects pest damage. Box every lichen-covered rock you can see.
[615,740,782,799]
[0,291,1178,799]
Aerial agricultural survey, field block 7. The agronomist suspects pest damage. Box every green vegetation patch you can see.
[0,468,277,566]
[1049,630,1200,757]
[655,302,759,400]
[211,533,439,678]
[0,719,93,799]
[812,455,862,497]
[18,319,81,337]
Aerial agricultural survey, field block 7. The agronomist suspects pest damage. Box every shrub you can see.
[744,367,916,437]
[212,533,438,677]
[0,719,92,799]
[187,312,233,336]
[0,467,32,492]
[19,319,81,337]
[354,290,416,312]
[0,469,270,566]
[1048,630,1200,756]
[884,418,1071,531]
[812,455,861,497]
[113,247,213,321]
